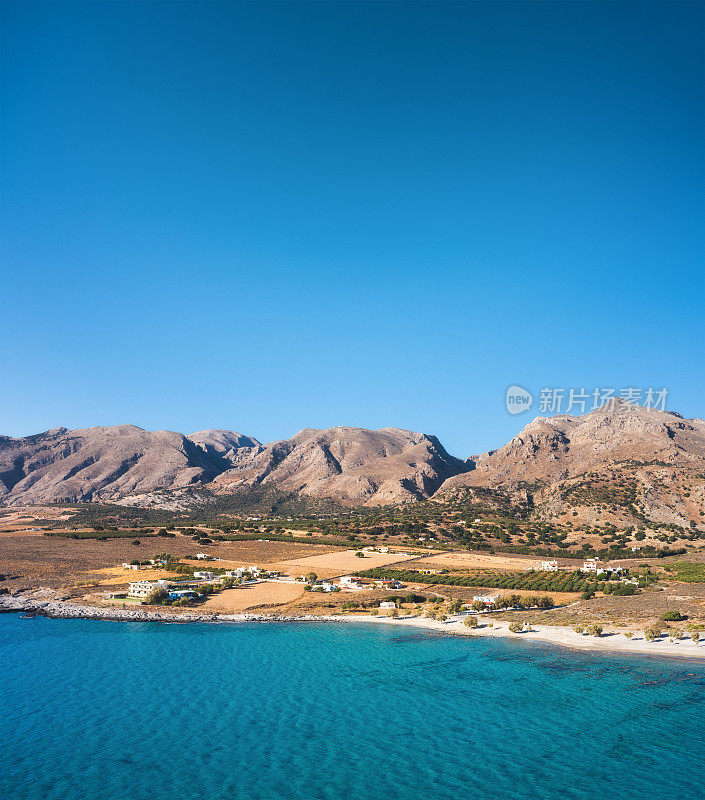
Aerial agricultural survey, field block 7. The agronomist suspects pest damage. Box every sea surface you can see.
[1,615,704,800]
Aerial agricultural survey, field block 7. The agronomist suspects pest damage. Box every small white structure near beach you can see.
[471,594,501,607]
[379,601,396,610]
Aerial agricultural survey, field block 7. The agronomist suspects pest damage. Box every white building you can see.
[195,553,211,560]
[596,565,624,576]
[311,582,335,592]
[128,580,169,599]
[193,571,214,580]
[541,560,559,572]
[581,559,600,573]
[225,568,245,578]
[379,601,396,610]
[122,563,147,570]
[339,576,361,588]
[471,594,500,607]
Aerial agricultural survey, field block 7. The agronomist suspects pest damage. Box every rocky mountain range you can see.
[438,401,705,529]
[1,403,704,523]
[210,426,466,506]
[0,424,467,507]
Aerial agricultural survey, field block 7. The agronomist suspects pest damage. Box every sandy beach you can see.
[347,613,705,659]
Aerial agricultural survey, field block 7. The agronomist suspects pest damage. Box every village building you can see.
[541,560,559,572]
[379,601,396,610]
[471,594,501,607]
[128,580,169,599]
[225,568,245,579]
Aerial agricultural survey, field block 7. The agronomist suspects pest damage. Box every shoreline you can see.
[2,594,704,660]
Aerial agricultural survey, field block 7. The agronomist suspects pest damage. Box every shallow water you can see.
[1,615,703,800]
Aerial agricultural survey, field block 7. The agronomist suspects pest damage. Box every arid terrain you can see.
[2,404,704,656]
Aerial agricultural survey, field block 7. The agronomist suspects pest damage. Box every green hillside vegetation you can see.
[663,562,705,583]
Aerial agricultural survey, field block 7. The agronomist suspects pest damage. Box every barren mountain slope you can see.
[210,426,469,506]
[439,402,705,529]
[0,425,242,505]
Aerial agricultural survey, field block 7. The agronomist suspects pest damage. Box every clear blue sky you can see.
[2,1,703,457]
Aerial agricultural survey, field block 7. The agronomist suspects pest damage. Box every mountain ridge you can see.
[1,404,704,523]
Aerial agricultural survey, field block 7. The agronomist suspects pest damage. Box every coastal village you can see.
[1,503,703,656]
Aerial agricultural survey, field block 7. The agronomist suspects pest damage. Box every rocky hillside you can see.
[0,425,254,505]
[439,402,705,529]
[0,424,467,507]
[3,406,704,521]
[210,426,468,506]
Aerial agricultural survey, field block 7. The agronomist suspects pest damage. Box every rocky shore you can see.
[0,592,330,625]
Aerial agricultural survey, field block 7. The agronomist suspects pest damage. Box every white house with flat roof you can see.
[225,568,245,578]
[471,594,501,607]
[379,601,396,610]
[128,580,169,599]
[542,560,559,571]
[193,571,215,580]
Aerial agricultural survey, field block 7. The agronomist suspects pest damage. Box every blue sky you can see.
[2,1,703,457]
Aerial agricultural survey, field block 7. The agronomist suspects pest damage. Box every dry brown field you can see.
[200,581,305,612]
[408,551,551,571]
[268,548,424,578]
[0,505,77,534]
[0,534,341,592]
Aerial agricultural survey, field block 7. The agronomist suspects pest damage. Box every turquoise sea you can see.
[1,615,704,800]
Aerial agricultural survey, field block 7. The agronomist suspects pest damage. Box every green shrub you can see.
[586,623,603,637]
[661,610,686,621]
[508,621,524,633]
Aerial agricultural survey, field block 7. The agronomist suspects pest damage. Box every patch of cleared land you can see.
[0,535,342,592]
[200,581,305,612]
[269,549,424,578]
[409,551,552,571]
[91,566,179,586]
[0,506,77,535]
